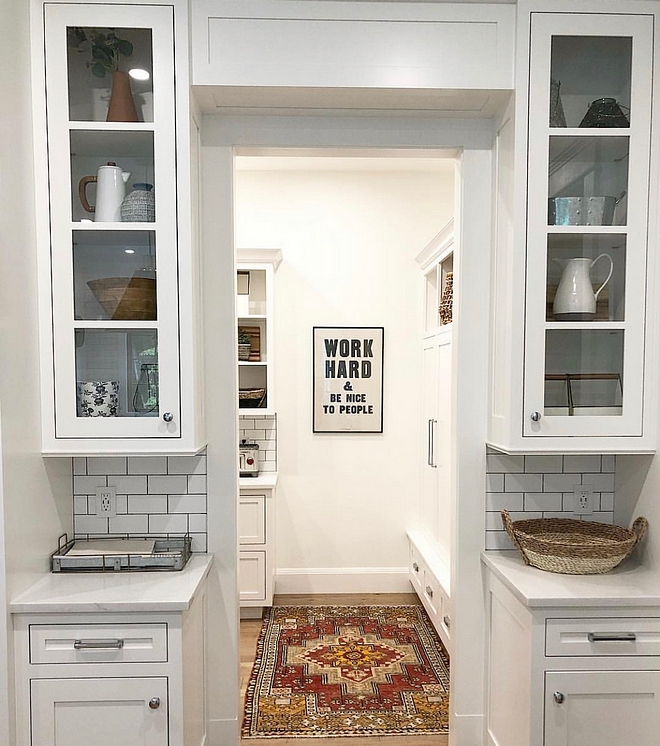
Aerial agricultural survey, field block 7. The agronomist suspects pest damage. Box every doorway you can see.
[200,115,495,745]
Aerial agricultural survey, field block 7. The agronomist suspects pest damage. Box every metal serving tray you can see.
[51,534,192,573]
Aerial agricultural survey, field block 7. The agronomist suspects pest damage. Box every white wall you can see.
[0,0,73,743]
[234,159,454,590]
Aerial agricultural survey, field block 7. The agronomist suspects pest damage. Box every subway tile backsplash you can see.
[73,453,208,552]
[239,414,277,472]
[485,449,616,551]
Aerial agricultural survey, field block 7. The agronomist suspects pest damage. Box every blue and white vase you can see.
[77,380,120,417]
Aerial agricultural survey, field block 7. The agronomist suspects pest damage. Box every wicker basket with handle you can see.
[501,510,647,575]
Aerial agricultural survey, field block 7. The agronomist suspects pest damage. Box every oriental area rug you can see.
[242,605,450,738]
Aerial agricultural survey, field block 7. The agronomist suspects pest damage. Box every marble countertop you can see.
[239,472,278,489]
[483,551,660,608]
[10,554,213,614]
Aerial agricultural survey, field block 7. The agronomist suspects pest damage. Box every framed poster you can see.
[312,326,384,433]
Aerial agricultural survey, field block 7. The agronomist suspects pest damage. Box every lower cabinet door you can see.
[239,551,267,603]
[31,677,168,746]
[545,670,660,746]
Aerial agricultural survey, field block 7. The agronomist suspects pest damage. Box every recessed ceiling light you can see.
[129,68,150,81]
[124,249,135,254]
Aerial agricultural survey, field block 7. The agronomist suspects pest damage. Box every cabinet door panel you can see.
[239,551,267,602]
[31,677,168,746]
[238,496,266,545]
[545,670,660,746]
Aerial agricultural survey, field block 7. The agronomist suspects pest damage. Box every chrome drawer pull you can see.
[73,638,125,650]
[587,632,637,643]
[425,585,434,598]
[443,615,451,629]
[412,562,419,572]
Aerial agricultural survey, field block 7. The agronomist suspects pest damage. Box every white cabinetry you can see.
[239,476,277,614]
[409,221,454,649]
[490,7,657,453]
[31,677,169,746]
[485,557,660,746]
[32,2,203,454]
[236,249,281,416]
[12,558,210,746]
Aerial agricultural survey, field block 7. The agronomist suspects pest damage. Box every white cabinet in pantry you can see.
[239,476,277,614]
[236,249,281,416]
[32,1,204,454]
[12,555,211,746]
[490,7,657,453]
[484,554,660,746]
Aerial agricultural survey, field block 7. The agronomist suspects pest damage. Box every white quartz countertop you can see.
[239,472,278,489]
[482,551,660,608]
[10,554,213,614]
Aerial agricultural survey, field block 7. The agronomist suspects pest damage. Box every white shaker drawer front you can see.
[546,618,660,657]
[239,551,267,602]
[409,545,423,592]
[423,568,440,619]
[239,495,266,545]
[29,623,168,664]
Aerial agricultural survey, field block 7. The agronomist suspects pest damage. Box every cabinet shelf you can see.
[73,320,159,329]
[238,314,267,321]
[544,321,627,331]
[548,127,631,137]
[546,226,627,235]
[71,222,158,232]
[239,361,267,367]
[67,121,155,133]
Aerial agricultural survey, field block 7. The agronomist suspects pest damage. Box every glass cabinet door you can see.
[44,4,179,438]
[524,13,652,437]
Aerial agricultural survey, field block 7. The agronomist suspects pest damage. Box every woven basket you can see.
[239,388,266,408]
[501,510,647,575]
[438,272,453,325]
[88,277,156,321]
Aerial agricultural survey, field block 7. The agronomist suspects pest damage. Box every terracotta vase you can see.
[106,70,138,122]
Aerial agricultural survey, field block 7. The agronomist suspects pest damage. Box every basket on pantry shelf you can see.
[438,272,453,325]
[501,510,647,575]
[239,388,266,408]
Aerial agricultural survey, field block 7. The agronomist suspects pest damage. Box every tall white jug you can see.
[78,162,131,222]
[553,254,613,321]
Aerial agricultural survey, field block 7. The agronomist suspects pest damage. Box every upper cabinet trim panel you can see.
[191,0,515,90]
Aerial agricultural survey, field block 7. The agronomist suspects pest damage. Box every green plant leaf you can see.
[115,40,133,57]
[91,62,107,78]
[92,45,112,63]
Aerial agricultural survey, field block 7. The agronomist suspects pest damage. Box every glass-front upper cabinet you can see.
[524,13,653,438]
[42,3,180,444]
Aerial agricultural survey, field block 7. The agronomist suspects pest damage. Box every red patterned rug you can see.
[242,605,450,738]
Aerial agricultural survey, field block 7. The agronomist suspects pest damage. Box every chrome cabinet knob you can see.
[530,411,542,422]
[162,412,174,423]
[412,562,419,572]
[553,691,565,705]
[149,697,161,709]
[425,585,434,598]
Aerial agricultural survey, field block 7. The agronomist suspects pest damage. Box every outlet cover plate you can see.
[573,488,593,515]
[95,486,117,517]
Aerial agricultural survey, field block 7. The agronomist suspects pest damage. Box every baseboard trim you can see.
[451,712,484,746]
[275,566,410,594]
[207,717,239,746]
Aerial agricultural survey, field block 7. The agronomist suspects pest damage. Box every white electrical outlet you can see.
[95,486,117,517]
[573,488,593,515]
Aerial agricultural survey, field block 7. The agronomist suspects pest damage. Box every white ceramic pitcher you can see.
[78,162,131,222]
[553,254,614,321]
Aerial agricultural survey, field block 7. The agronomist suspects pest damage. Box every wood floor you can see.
[240,593,449,746]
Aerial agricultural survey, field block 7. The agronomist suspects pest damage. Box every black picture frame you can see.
[312,326,384,433]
